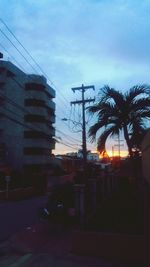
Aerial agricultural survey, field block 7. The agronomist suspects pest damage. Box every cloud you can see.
[0,0,150,153]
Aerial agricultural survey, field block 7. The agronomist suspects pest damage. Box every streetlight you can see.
[62,118,82,130]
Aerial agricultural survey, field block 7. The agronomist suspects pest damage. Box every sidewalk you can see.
[0,222,144,267]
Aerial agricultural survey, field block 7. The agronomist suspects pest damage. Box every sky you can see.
[0,0,150,156]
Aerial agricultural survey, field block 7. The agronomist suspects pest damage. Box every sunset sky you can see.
[0,0,150,156]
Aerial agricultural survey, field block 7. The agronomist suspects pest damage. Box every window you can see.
[0,96,4,106]
[7,70,15,77]
[24,99,45,107]
[0,143,5,159]
[25,83,54,99]
[0,82,5,90]
[25,83,45,91]
[46,107,55,116]
[0,112,4,118]
[24,131,49,139]
[24,147,48,155]
[0,67,5,74]
[24,114,46,123]
[0,130,3,138]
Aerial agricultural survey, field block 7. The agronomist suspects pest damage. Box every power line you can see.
[0,79,82,148]
[71,84,95,166]
[0,41,26,72]
[0,20,95,151]
[0,18,70,110]
[0,28,39,74]
[0,79,96,152]
[55,128,82,144]
[1,100,81,151]
[1,106,79,151]
[56,140,79,151]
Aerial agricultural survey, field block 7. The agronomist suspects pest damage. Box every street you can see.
[0,195,47,241]
[0,195,144,267]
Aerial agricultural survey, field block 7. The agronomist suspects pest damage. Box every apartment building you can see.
[0,59,55,174]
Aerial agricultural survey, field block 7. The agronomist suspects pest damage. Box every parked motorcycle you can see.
[38,183,75,227]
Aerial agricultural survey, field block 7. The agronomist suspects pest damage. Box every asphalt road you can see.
[0,195,47,241]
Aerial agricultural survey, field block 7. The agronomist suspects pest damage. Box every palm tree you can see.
[88,85,150,158]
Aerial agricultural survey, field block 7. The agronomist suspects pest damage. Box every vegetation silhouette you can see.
[88,85,150,158]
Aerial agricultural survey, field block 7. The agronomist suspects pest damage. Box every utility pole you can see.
[114,133,124,159]
[112,146,114,158]
[71,84,95,169]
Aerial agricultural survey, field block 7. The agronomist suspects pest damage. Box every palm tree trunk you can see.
[123,125,133,158]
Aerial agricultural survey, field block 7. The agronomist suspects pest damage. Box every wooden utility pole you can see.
[71,84,95,169]
[114,134,124,159]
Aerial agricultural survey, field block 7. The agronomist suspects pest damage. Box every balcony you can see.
[0,67,6,83]
[24,130,49,139]
[0,82,5,90]
[48,115,55,124]
[25,82,45,91]
[24,147,49,155]
[46,124,55,136]
[24,114,46,123]
[24,98,45,107]
[23,155,53,165]
[46,100,55,110]
[0,143,6,160]
[0,96,5,106]
[45,84,55,98]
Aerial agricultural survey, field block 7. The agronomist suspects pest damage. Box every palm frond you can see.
[132,98,150,112]
[139,110,150,118]
[130,122,149,149]
[88,103,101,114]
[97,102,117,118]
[126,84,150,103]
[88,120,108,142]
[97,125,119,153]
[100,85,125,108]
[88,83,150,156]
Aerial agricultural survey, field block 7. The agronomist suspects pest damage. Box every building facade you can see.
[0,60,55,174]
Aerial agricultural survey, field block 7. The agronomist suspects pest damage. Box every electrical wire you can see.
[0,18,95,151]
[0,28,39,74]
[1,111,79,151]
[0,41,27,73]
[0,84,82,148]
[0,18,70,111]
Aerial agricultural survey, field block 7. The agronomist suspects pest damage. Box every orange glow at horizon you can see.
[106,150,129,158]
[53,149,128,158]
[53,143,129,158]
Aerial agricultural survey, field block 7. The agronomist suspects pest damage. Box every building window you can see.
[7,70,15,77]
[24,131,49,139]
[24,99,45,107]
[0,112,4,118]
[24,114,46,123]
[44,90,53,99]
[25,83,45,91]
[0,129,3,138]
[0,96,4,106]
[0,67,5,74]
[0,82,5,90]
[25,83,54,99]
[46,107,55,116]
[24,147,48,155]
[0,143,6,160]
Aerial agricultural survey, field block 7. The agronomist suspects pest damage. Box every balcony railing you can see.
[24,130,49,139]
[24,114,46,123]
[24,98,45,107]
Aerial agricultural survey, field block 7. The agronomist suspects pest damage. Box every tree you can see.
[88,85,150,158]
